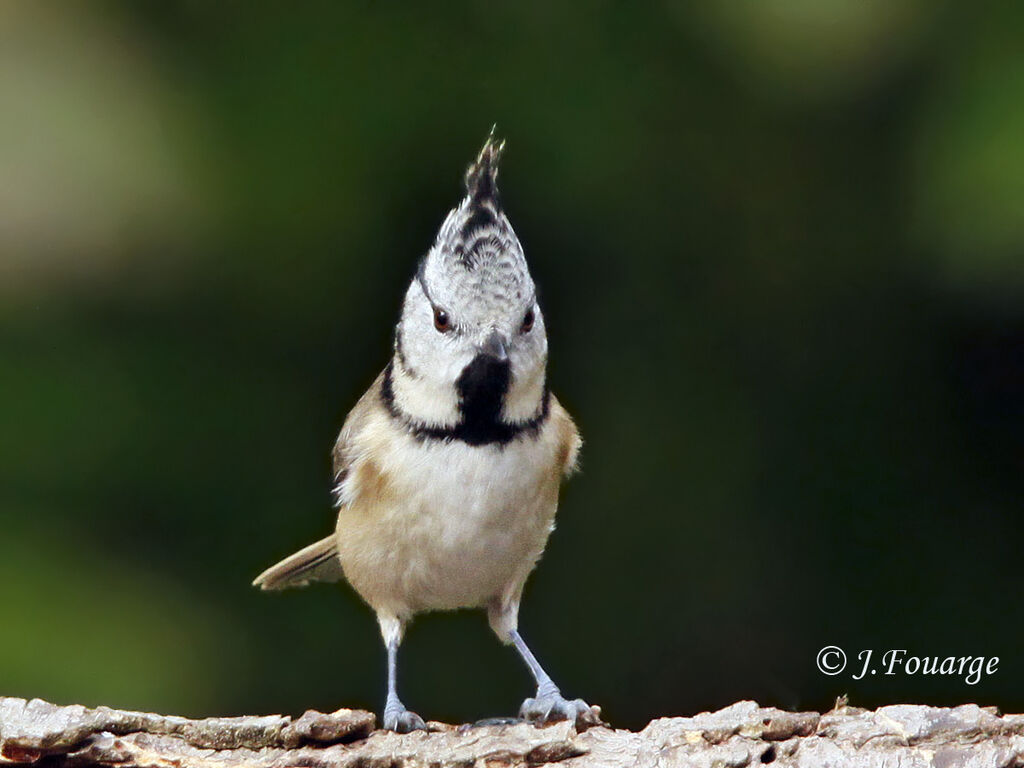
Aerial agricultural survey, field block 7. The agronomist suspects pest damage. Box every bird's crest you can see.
[464,127,505,208]
[424,128,520,273]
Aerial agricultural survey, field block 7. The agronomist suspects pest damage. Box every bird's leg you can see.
[379,618,426,732]
[509,628,600,727]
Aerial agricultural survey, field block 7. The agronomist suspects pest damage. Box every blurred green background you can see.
[2,1,1022,729]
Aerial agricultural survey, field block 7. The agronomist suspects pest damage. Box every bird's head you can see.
[389,131,547,444]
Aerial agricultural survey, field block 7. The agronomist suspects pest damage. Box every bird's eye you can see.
[521,308,535,333]
[433,307,452,333]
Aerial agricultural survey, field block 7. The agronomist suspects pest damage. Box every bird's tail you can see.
[252,535,343,591]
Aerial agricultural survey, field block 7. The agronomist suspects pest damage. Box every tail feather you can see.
[253,536,343,591]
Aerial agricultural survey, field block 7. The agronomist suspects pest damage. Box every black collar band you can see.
[380,360,549,447]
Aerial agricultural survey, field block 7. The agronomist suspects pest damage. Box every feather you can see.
[252,535,343,591]
[464,126,505,205]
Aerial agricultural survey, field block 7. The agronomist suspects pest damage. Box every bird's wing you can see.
[330,371,386,507]
[550,394,582,477]
[252,535,342,590]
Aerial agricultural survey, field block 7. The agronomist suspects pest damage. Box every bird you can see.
[253,130,599,732]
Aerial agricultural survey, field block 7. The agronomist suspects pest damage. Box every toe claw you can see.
[519,693,603,729]
[382,707,427,733]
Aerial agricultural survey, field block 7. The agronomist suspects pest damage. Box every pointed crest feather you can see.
[464,126,505,206]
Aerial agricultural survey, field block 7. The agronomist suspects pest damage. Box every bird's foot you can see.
[519,688,603,729]
[382,700,427,733]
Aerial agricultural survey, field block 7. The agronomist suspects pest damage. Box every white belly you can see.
[335,431,560,619]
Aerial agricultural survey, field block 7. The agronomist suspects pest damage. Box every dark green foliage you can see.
[1,0,1021,729]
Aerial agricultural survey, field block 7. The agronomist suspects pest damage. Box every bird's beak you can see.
[480,330,509,363]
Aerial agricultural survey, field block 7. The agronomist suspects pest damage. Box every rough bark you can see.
[1,696,1022,768]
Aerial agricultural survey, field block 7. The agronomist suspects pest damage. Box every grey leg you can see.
[381,634,427,732]
[509,629,600,727]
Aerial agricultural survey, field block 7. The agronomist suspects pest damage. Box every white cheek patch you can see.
[391,357,461,426]
[504,360,547,423]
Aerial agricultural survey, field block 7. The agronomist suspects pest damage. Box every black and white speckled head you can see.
[388,132,548,441]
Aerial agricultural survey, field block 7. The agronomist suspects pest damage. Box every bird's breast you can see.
[336,423,563,617]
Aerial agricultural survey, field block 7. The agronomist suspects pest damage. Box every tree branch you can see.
[1,696,1022,767]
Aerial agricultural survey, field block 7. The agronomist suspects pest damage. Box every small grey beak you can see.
[480,330,509,362]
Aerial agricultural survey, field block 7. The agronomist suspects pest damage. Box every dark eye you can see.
[521,308,535,333]
[433,307,452,333]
